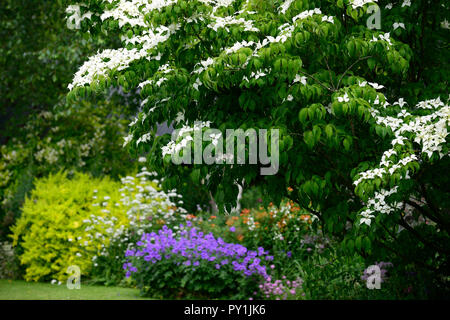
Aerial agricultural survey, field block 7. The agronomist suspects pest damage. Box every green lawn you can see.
[0,279,152,300]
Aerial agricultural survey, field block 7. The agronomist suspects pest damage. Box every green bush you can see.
[10,171,129,282]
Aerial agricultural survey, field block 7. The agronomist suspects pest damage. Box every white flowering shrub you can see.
[66,0,449,287]
[89,166,188,285]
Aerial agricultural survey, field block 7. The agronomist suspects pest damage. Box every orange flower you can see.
[241,208,250,215]
[186,214,196,220]
[255,211,267,219]
[210,215,217,220]
[287,187,293,192]
[300,214,311,221]
[211,224,216,228]
[237,234,244,241]
[232,216,239,221]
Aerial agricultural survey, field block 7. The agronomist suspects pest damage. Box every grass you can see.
[0,279,152,300]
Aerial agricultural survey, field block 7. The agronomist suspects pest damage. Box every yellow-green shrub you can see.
[10,171,129,282]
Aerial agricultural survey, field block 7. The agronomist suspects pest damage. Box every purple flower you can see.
[229,226,236,232]
[123,225,272,280]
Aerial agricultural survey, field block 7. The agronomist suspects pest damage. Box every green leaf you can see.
[325,124,333,138]
[190,169,201,184]
[367,58,376,71]
[299,108,308,124]
[355,236,362,251]
[343,138,351,151]
[347,239,354,252]
[303,130,315,149]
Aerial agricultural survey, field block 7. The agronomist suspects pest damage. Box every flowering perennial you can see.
[258,276,304,300]
[124,223,272,279]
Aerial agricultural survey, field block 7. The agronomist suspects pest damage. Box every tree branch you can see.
[337,56,373,89]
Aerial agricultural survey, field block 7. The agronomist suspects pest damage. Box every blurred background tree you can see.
[0,0,137,240]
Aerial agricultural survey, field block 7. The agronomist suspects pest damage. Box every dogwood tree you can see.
[66,0,449,279]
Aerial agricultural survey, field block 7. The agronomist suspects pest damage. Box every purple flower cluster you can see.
[361,261,393,283]
[123,222,273,279]
[257,276,303,300]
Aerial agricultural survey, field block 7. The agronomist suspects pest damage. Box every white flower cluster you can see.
[192,57,215,74]
[69,24,177,90]
[416,97,445,110]
[101,0,178,28]
[278,0,295,14]
[407,105,449,159]
[356,96,449,225]
[208,15,259,32]
[441,19,450,30]
[292,8,322,23]
[86,166,187,261]
[199,0,236,12]
[350,0,378,10]
[225,40,256,55]
[360,187,402,226]
[321,15,334,24]
[242,68,272,82]
[101,0,146,27]
[34,146,60,164]
[369,32,393,47]
[161,121,211,157]
[293,74,308,85]
[393,22,405,30]
[69,48,144,90]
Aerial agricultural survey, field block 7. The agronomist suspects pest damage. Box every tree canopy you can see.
[66,0,449,284]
